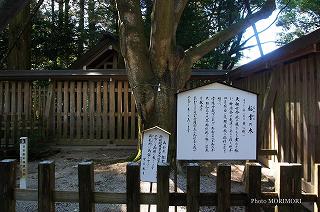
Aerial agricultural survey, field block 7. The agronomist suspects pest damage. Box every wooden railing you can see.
[0,159,319,211]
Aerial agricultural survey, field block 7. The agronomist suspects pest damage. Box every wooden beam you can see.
[257,69,279,167]
[0,69,227,81]
[259,149,277,156]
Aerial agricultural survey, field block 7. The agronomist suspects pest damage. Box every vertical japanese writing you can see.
[204,97,210,152]
[187,96,191,133]
[211,97,216,152]
[151,134,158,170]
[141,129,170,182]
[248,105,256,134]
[234,97,240,152]
[193,96,197,151]
[228,97,233,152]
[242,98,246,136]
[141,134,154,175]
[199,96,204,111]
[223,97,228,153]
[157,135,162,163]
[160,135,167,163]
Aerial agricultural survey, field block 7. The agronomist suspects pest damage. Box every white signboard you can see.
[177,83,257,160]
[140,126,170,182]
[20,137,28,189]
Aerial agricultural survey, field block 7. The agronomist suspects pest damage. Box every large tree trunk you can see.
[7,3,31,70]
[88,0,96,47]
[130,69,179,161]
[115,0,276,161]
[77,0,85,56]
[0,0,30,32]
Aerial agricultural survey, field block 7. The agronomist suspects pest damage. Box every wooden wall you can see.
[233,52,320,191]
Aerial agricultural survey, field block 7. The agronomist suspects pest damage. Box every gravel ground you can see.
[16,148,276,212]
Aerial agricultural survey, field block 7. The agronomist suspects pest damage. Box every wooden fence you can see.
[0,159,319,211]
[0,79,138,147]
[0,69,225,147]
[50,79,137,145]
[232,52,320,193]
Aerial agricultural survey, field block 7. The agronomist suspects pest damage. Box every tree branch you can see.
[149,0,174,78]
[0,0,30,32]
[184,0,276,64]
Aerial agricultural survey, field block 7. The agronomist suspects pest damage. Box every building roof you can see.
[229,28,320,80]
[71,32,120,69]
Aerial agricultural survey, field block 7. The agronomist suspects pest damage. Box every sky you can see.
[238,10,282,66]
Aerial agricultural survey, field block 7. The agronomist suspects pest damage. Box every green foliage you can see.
[277,0,320,43]
[0,27,8,64]
[0,0,272,70]
[176,0,246,69]
[0,0,117,69]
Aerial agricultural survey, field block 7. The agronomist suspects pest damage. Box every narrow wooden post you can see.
[157,163,169,212]
[127,162,140,212]
[276,163,302,212]
[291,164,302,212]
[245,162,261,212]
[38,161,55,212]
[187,163,200,212]
[276,163,290,212]
[0,159,16,212]
[217,164,231,212]
[315,164,320,212]
[78,161,95,212]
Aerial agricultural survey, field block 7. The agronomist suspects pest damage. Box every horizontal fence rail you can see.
[0,159,319,212]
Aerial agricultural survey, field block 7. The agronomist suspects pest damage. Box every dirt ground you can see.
[16,147,278,212]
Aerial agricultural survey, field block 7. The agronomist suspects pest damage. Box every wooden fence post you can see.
[78,161,95,212]
[291,164,302,212]
[245,162,261,212]
[127,162,140,212]
[157,163,169,212]
[315,164,320,212]
[38,161,55,212]
[187,163,200,212]
[217,164,231,212]
[276,163,302,212]
[0,159,16,212]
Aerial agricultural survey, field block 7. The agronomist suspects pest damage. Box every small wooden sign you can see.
[140,126,170,182]
[20,137,28,189]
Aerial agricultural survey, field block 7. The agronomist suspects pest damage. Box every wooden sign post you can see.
[140,126,170,182]
[177,82,257,160]
[20,137,28,189]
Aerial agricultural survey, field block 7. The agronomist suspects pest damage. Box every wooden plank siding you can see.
[232,52,320,192]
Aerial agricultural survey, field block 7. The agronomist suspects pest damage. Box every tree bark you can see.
[7,3,31,70]
[0,0,30,32]
[77,0,85,56]
[88,0,96,47]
